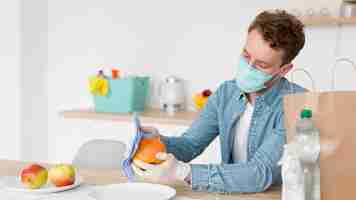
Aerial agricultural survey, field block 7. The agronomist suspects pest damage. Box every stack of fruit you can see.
[193,89,213,110]
[20,164,76,189]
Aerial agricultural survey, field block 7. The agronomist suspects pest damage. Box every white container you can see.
[159,76,186,115]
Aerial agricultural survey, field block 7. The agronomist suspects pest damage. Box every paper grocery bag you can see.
[284,91,356,200]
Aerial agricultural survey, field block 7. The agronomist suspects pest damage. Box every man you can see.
[132,9,306,193]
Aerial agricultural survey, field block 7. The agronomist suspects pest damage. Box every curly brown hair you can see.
[248,10,305,65]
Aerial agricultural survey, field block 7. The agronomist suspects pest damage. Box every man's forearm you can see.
[160,135,201,162]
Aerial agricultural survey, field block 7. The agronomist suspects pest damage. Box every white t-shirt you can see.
[233,102,254,163]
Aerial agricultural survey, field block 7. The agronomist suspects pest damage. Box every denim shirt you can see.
[160,78,306,193]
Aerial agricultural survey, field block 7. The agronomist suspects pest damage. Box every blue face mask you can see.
[236,57,273,93]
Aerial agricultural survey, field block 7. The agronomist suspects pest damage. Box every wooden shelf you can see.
[60,108,199,126]
[300,16,356,26]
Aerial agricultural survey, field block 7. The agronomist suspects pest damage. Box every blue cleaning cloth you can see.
[122,113,155,181]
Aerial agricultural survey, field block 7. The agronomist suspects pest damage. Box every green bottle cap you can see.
[301,109,312,119]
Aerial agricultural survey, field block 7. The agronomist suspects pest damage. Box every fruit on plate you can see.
[193,89,213,110]
[133,136,167,164]
[48,164,76,187]
[20,164,48,189]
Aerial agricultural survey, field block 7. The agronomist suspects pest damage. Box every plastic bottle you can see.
[295,109,320,200]
[295,109,320,162]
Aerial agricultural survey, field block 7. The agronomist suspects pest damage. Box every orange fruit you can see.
[133,137,166,164]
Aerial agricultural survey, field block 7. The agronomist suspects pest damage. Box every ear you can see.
[280,63,293,77]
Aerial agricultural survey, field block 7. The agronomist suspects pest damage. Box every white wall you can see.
[21,0,48,162]
[42,0,356,162]
[0,0,21,160]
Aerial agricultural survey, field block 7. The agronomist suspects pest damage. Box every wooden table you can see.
[0,160,281,200]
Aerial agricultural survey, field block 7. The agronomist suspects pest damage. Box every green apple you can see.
[20,164,48,189]
[48,164,76,187]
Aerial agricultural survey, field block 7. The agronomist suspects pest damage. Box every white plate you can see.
[89,183,176,200]
[0,176,83,194]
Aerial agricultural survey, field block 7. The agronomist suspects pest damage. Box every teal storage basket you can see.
[93,76,150,113]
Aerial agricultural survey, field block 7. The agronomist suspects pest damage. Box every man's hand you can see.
[132,152,191,184]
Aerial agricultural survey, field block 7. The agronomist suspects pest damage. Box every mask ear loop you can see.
[331,58,356,91]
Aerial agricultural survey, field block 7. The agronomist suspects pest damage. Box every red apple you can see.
[202,89,212,97]
[48,164,76,187]
[20,164,48,189]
